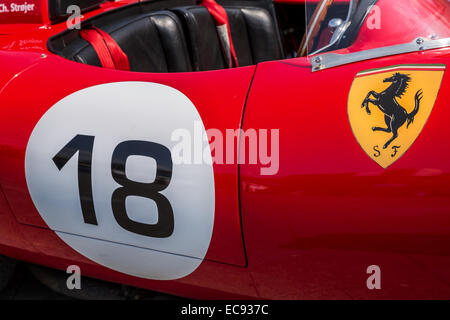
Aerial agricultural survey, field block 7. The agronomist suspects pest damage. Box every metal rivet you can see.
[314,56,322,63]
[416,38,424,45]
[41,54,47,58]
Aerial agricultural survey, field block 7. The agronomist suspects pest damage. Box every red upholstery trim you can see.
[80,27,130,71]
[200,0,239,67]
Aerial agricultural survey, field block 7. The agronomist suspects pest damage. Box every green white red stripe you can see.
[356,64,446,77]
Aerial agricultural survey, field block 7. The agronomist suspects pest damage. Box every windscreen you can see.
[301,0,355,56]
[303,0,450,56]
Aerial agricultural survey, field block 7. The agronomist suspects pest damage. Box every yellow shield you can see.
[348,64,446,168]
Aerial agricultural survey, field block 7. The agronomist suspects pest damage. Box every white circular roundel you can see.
[25,82,215,280]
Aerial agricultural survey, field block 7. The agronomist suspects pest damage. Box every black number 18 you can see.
[52,134,174,238]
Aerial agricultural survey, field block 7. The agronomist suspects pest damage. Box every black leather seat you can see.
[172,6,228,71]
[61,4,283,72]
[225,7,283,66]
[173,5,283,71]
[63,11,192,72]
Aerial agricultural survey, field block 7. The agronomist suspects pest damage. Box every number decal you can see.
[25,82,215,280]
[52,134,97,225]
[111,141,174,238]
[53,137,175,238]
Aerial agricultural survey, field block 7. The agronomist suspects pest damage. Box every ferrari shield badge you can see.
[348,64,446,168]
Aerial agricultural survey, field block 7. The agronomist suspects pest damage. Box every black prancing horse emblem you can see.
[361,73,423,149]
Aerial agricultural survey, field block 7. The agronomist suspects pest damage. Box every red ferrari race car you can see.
[0,0,449,300]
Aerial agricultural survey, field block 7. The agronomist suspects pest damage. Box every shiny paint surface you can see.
[350,0,450,53]
[0,0,137,43]
[241,49,450,299]
[0,0,449,299]
[0,0,257,297]
[0,0,49,24]
[0,54,253,297]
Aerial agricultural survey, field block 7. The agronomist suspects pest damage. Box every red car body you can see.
[0,0,449,299]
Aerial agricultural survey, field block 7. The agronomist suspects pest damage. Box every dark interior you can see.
[48,0,362,72]
[49,0,288,72]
